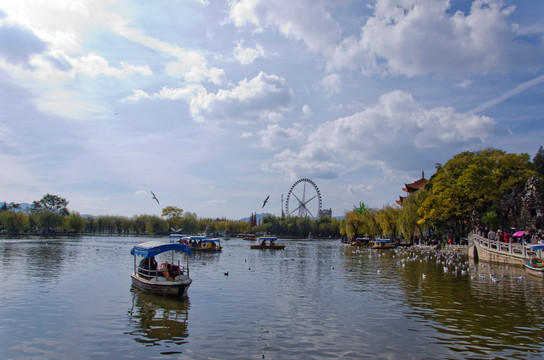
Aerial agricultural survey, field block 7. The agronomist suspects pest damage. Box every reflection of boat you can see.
[128,289,189,348]
[130,241,192,297]
[373,238,395,249]
[251,236,285,249]
[524,244,544,278]
[171,235,222,252]
[351,238,372,247]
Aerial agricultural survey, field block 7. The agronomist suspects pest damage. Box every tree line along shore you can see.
[2,147,544,243]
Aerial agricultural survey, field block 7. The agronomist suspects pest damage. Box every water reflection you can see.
[127,288,190,354]
[0,238,82,282]
[340,245,544,359]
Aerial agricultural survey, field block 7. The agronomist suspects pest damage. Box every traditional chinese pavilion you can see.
[396,171,429,206]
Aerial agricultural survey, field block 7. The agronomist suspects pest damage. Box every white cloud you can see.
[207,199,227,204]
[264,90,497,178]
[228,0,340,55]
[69,52,152,78]
[189,71,294,122]
[233,40,265,64]
[229,0,260,27]
[125,89,151,102]
[127,72,293,123]
[302,104,312,117]
[321,73,341,95]
[262,148,343,180]
[257,123,304,150]
[340,183,375,194]
[328,0,544,77]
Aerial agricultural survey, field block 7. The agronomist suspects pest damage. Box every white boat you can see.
[130,241,192,297]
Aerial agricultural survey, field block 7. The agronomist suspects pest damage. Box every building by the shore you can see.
[396,171,429,206]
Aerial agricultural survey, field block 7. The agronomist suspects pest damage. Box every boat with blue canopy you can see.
[130,241,192,297]
[373,238,395,249]
[170,235,223,252]
[251,236,284,249]
[351,237,372,247]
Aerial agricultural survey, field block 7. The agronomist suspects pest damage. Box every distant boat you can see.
[351,238,372,247]
[130,241,192,297]
[170,235,223,252]
[251,236,285,250]
[373,238,395,249]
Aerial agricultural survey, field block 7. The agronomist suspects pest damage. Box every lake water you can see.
[1,236,544,359]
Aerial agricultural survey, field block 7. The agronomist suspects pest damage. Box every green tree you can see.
[376,205,400,239]
[31,194,69,215]
[533,146,544,176]
[0,211,29,233]
[181,212,199,234]
[161,206,184,231]
[353,202,368,215]
[420,148,535,235]
[143,215,165,233]
[64,212,85,233]
[481,204,499,230]
[398,188,428,241]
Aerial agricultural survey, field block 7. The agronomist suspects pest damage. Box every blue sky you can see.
[0,0,543,220]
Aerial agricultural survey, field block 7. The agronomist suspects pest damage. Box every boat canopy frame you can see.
[131,241,192,258]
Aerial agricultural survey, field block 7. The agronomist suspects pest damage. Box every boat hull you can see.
[250,245,285,250]
[524,264,544,278]
[131,274,192,297]
[190,247,222,252]
[524,258,544,278]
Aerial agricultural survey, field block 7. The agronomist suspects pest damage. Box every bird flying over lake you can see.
[150,191,160,205]
[262,195,270,208]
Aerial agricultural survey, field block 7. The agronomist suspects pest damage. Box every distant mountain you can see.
[238,213,271,222]
[0,202,32,213]
[1,202,94,217]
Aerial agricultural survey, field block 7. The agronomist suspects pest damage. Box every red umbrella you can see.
[512,230,527,237]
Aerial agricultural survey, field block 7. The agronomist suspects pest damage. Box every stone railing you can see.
[468,232,537,265]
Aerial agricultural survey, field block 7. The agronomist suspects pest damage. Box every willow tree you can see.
[398,188,428,241]
[420,148,535,235]
[162,206,184,231]
[376,205,400,239]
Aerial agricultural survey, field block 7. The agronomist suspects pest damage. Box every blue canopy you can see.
[176,235,221,243]
[130,241,191,257]
[528,244,544,251]
[374,238,391,243]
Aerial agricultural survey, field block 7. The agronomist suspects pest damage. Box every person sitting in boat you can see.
[139,256,158,278]
[159,262,177,280]
[261,239,266,246]
[270,239,275,246]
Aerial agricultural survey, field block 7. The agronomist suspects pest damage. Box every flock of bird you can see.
[350,246,526,284]
[394,247,525,283]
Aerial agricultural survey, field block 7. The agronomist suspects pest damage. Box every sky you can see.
[0,0,543,220]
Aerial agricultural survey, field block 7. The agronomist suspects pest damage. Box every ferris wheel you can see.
[285,178,322,218]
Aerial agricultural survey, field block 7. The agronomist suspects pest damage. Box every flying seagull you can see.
[262,195,270,208]
[150,191,160,205]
